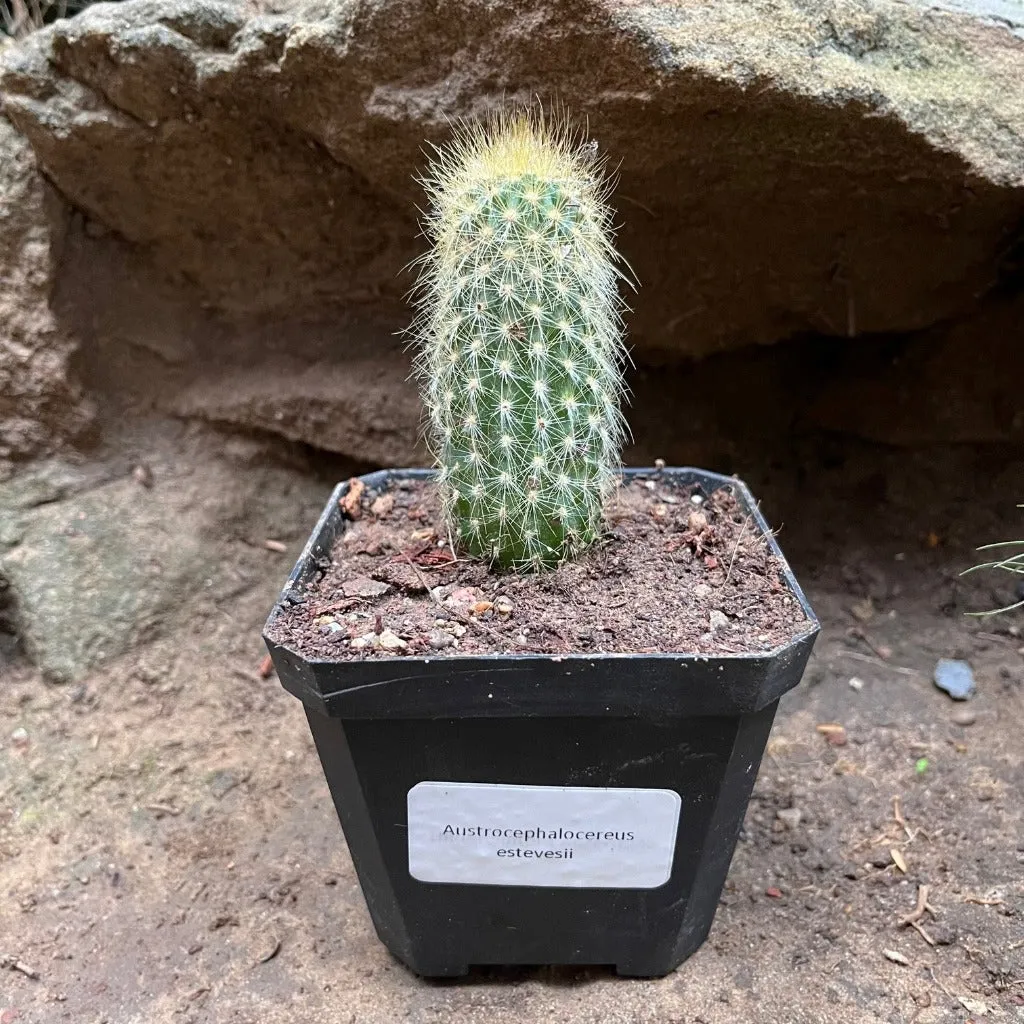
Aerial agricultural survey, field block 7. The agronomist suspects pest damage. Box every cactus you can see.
[410,109,630,570]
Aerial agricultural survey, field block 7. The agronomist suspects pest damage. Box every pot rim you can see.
[264,465,820,667]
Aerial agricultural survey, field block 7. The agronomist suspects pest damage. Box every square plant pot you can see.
[264,467,819,977]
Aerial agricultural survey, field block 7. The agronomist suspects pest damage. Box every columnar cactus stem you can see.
[410,109,630,569]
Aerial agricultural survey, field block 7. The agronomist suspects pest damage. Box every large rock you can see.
[170,359,423,467]
[0,428,329,682]
[3,0,1024,347]
[0,0,1023,459]
[806,293,1024,445]
[0,116,93,463]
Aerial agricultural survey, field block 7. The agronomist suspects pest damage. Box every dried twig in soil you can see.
[1,953,40,979]
[926,967,958,1003]
[898,884,937,946]
[311,597,362,617]
[892,796,914,841]
[840,649,920,677]
[898,884,935,925]
[906,919,936,947]
[974,631,1017,646]
[723,513,752,588]
[145,803,181,818]
[847,627,892,661]
[963,894,1004,907]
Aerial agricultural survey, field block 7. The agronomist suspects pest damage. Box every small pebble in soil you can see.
[427,630,457,650]
[848,677,865,691]
[709,609,729,632]
[443,587,483,615]
[776,808,803,829]
[342,577,391,599]
[208,770,241,799]
[951,707,976,727]
[10,726,29,749]
[933,658,975,700]
[371,494,395,517]
[351,629,408,652]
[131,463,154,488]
[494,596,513,616]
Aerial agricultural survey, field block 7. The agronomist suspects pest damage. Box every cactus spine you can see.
[411,110,630,570]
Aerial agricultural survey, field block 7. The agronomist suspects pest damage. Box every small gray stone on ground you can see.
[208,770,241,799]
[934,658,975,700]
[0,445,325,682]
[351,629,408,652]
[427,630,456,650]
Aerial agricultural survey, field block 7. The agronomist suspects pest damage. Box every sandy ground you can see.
[1,429,1022,1024]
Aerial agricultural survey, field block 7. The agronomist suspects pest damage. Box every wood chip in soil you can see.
[266,476,811,659]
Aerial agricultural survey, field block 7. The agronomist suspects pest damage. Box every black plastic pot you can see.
[264,468,819,978]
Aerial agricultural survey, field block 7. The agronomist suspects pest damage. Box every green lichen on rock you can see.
[410,110,631,569]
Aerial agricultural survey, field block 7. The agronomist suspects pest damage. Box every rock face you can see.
[0,0,1023,460]
[0,116,93,463]
[0,428,330,682]
[807,293,1024,445]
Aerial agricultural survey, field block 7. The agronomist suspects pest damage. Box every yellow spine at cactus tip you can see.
[410,108,632,570]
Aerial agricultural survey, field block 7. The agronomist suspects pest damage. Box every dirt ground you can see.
[1,426,1022,1024]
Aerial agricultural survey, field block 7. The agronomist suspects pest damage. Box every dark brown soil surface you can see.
[268,477,811,660]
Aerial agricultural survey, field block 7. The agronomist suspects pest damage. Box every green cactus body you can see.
[412,112,629,569]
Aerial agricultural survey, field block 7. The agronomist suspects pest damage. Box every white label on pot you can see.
[407,782,680,889]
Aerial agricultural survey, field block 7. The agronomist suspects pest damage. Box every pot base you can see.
[306,702,778,978]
